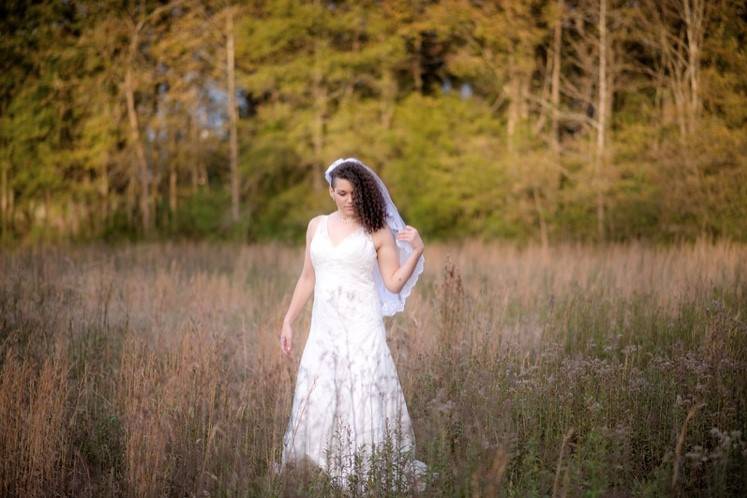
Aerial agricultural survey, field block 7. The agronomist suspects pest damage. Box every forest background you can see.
[1,0,746,246]
[3,2,747,497]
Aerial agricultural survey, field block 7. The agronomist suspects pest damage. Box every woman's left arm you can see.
[375,225,424,294]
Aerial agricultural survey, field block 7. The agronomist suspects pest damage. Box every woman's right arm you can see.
[280,216,320,356]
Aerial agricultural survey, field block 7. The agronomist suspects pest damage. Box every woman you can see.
[278,157,427,490]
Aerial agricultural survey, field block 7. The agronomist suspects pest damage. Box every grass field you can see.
[1,241,745,497]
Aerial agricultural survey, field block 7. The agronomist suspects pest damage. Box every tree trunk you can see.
[188,114,199,194]
[153,87,164,229]
[380,69,396,130]
[124,50,151,235]
[99,155,109,233]
[168,129,177,217]
[506,50,531,155]
[551,0,563,155]
[8,181,14,236]
[506,54,518,154]
[342,13,362,105]
[126,169,135,226]
[226,8,240,222]
[683,0,704,135]
[683,0,708,232]
[8,184,13,236]
[532,186,549,249]
[44,189,51,237]
[1,160,7,239]
[151,140,161,229]
[411,35,422,94]
[595,0,607,242]
[311,37,327,191]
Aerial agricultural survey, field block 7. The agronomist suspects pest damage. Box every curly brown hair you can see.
[330,161,387,233]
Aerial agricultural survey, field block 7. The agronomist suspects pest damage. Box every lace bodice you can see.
[310,214,382,322]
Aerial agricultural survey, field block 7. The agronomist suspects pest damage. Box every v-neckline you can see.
[325,214,363,248]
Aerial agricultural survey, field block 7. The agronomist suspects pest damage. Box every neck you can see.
[338,210,358,224]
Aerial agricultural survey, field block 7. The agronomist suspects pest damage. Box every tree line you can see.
[1,0,745,244]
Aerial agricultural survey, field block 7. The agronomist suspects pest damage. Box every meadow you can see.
[1,241,745,497]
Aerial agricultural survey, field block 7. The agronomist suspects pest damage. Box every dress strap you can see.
[311,214,325,244]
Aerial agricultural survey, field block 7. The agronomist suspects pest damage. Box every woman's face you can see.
[329,178,357,216]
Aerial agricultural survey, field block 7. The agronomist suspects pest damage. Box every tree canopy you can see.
[1,0,746,245]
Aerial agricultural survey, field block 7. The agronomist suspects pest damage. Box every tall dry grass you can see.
[0,240,745,497]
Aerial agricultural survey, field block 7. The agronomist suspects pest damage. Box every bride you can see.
[278,157,427,491]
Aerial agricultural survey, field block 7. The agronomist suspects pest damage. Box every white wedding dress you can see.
[280,214,426,488]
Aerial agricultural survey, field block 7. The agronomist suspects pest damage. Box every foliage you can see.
[1,0,746,244]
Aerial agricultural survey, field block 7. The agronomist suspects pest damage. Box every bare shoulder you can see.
[370,224,394,250]
[306,215,324,241]
[309,214,324,229]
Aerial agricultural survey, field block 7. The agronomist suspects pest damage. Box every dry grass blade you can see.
[672,402,705,491]
[552,428,575,498]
